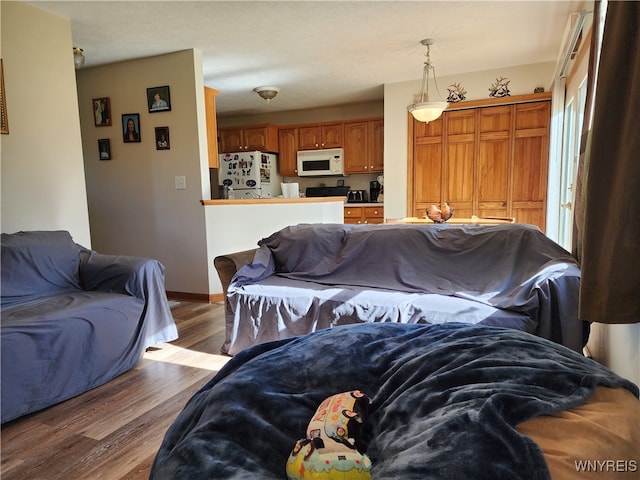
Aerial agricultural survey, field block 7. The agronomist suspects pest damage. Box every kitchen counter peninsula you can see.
[200,196,346,206]
[202,196,344,299]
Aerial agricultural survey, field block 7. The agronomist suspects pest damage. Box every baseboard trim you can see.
[166,291,224,303]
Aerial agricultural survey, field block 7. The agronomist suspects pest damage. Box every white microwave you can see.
[297,148,344,176]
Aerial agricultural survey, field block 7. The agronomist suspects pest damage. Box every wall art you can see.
[98,138,111,160]
[447,83,467,102]
[155,126,170,150]
[147,85,171,113]
[489,77,511,98]
[93,97,111,126]
[122,113,141,143]
[1,59,8,134]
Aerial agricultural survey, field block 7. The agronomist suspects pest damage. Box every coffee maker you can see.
[370,180,381,203]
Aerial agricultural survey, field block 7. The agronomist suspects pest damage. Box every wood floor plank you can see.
[0,301,229,480]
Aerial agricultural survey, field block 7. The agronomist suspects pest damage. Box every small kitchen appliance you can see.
[297,148,344,176]
[347,189,368,203]
[369,180,381,203]
[305,186,350,198]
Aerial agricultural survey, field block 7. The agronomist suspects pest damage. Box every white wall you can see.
[0,1,91,246]
[76,50,211,295]
[588,323,639,385]
[383,62,556,220]
[204,200,344,294]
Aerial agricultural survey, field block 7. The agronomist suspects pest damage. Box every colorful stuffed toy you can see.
[286,390,372,480]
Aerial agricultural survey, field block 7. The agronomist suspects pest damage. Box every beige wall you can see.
[76,50,211,295]
[218,100,383,127]
[0,1,91,246]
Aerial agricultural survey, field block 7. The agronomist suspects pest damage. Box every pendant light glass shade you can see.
[409,101,449,123]
[253,86,280,103]
[73,47,85,69]
[408,39,448,123]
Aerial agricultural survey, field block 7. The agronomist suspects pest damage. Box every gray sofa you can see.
[1,230,178,423]
[215,223,588,356]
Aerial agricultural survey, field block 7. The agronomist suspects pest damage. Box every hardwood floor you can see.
[1,301,231,480]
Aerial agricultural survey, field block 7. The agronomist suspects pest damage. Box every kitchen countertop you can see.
[201,196,347,206]
[391,216,515,225]
[344,203,384,207]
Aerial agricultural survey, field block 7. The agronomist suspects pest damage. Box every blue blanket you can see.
[225,223,587,354]
[150,323,637,479]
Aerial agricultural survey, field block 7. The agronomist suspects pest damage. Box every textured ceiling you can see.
[29,0,584,117]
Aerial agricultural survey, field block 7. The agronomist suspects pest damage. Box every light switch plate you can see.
[174,176,186,190]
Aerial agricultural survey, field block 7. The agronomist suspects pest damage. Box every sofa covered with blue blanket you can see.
[1,230,178,423]
[215,223,588,356]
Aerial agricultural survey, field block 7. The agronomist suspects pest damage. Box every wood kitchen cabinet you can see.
[204,87,220,168]
[219,124,279,153]
[298,123,343,150]
[409,93,551,231]
[344,205,384,224]
[370,119,384,172]
[343,117,384,174]
[278,127,299,176]
[277,117,383,176]
[511,101,551,229]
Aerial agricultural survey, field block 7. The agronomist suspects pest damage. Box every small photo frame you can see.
[147,85,171,113]
[1,59,8,134]
[155,126,170,150]
[92,97,111,126]
[98,138,111,160]
[122,113,141,143]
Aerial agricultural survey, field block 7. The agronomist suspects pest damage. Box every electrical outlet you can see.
[174,176,186,190]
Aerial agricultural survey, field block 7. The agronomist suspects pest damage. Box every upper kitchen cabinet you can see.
[344,117,384,174]
[370,119,384,172]
[278,127,299,177]
[204,87,220,168]
[219,124,279,153]
[298,123,343,150]
[409,93,551,231]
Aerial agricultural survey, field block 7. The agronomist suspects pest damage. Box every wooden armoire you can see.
[408,93,551,231]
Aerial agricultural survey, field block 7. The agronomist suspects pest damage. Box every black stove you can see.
[305,186,350,198]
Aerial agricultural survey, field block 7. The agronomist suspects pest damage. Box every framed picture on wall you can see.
[147,85,171,113]
[155,126,170,150]
[98,138,111,160]
[1,59,8,134]
[122,113,141,143]
[92,97,111,126]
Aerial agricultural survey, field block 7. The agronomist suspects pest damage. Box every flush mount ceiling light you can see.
[73,47,85,69]
[408,39,449,123]
[253,86,280,103]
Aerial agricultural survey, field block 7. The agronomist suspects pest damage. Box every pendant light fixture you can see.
[408,39,448,123]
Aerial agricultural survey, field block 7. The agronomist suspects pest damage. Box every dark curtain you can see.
[577,0,640,324]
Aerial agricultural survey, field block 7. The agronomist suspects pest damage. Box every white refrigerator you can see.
[218,151,281,198]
